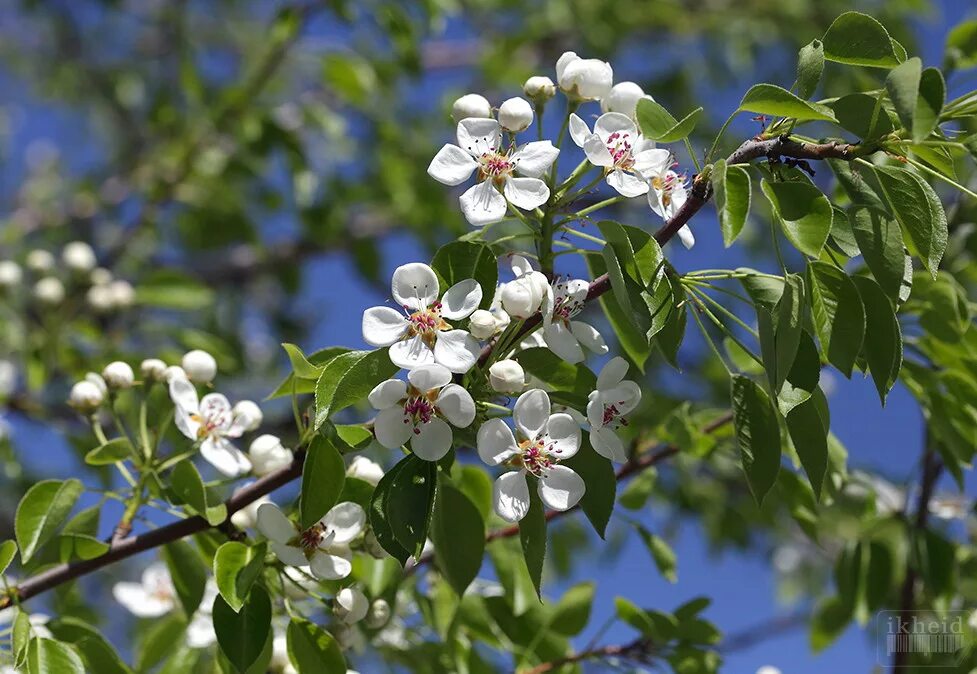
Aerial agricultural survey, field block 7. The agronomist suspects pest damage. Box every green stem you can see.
[561,227,606,246]
[684,137,702,173]
[707,111,738,162]
[573,196,624,219]
[688,295,733,374]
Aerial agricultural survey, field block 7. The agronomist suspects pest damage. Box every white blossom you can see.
[112,562,176,617]
[232,400,263,432]
[25,250,54,273]
[90,267,113,286]
[68,380,104,412]
[498,97,534,132]
[540,277,607,363]
[0,361,17,397]
[140,358,167,381]
[477,389,585,522]
[643,152,694,248]
[370,364,475,461]
[489,359,525,393]
[62,241,97,273]
[102,361,135,389]
[87,284,114,312]
[33,277,64,305]
[469,284,510,338]
[346,456,384,486]
[0,261,22,288]
[186,581,218,648]
[108,279,136,308]
[523,76,556,102]
[334,587,369,624]
[452,93,492,122]
[0,607,50,639]
[428,119,558,226]
[587,357,642,462]
[556,51,613,101]
[163,365,187,383]
[500,255,550,319]
[249,434,294,476]
[365,598,391,628]
[569,112,667,198]
[182,349,217,383]
[230,493,273,530]
[362,263,481,373]
[169,376,252,476]
[601,81,653,119]
[257,502,364,580]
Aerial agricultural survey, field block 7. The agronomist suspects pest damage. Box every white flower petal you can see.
[173,404,199,442]
[272,542,310,567]
[201,437,251,477]
[607,169,649,197]
[368,378,407,410]
[374,406,413,449]
[513,389,551,439]
[168,375,199,414]
[456,118,502,155]
[568,114,591,148]
[591,427,629,463]
[187,612,217,648]
[583,134,614,167]
[389,334,437,370]
[199,393,233,433]
[504,177,550,211]
[545,413,581,460]
[112,583,172,617]
[570,321,608,355]
[362,307,409,347]
[436,384,476,428]
[677,224,695,249]
[597,356,629,390]
[476,418,520,466]
[632,148,672,179]
[510,255,534,277]
[309,551,352,580]
[256,503,296,544]
[460,180,507,226]
[321,502,366,544]
[539,465,585,511]
[407,364,452,392]
[392,263,439,311]
[604,380,643,416]
[427,144,478,186]
[433,330,479,374]
[411,417,453,461]
[543,322,585,363]
[510,141,559,178]
[441,279,483,320]
[493,471,531,523]
[593,112,637,144]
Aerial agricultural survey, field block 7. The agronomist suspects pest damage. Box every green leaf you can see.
[618,468,657,510]
[382,455,437,559]
[314,349,399,429]
[916,272,971,343]
[514,347,596,395]
[268,347,351,399]
[874,165,948,276]
[786,390,829,499]
[84,438,134,466]
[368,458,412,565]
[777,330,821,416]
[810,596,852,651]
[730,375,782,505]
[852,276,902,405]
[549,583,595,637]
[25,638,85,674]
[821,12,900,68]
[737,84,837,123]
[757,274,804,394]
[286,617,346,673]
[518,482,546,599]
[0,539,17,575]
[213,587,272,673]
[171,461,227,526]
[585,252,652,369]
[637,526,677,582]
[299,435,345,528]
[653,280,687,370]
[135,615,188,672]
[15,479,82,563]
[596,221,665,290]
[830,93,893,139]
[808,262,865,377]
[562,437,615,539]
[885,57,921,135]
[135,270,214,310]
[829,205,861,257]
[614,597,678,641]
[213,541,266,612]
[281,343,322,379]
[601,244,633,315]
[13,611,30,666]
[947,20,977,70]
[47,617,133,674]
[848,206,906,301]
[712,159,751,247]
[431,241,497,310]
[635,99,703,142]
[162,539,208,618]
[761,180,832,257]
[795,39,824,99]
[431,478,485,595]
[827,159,887,211]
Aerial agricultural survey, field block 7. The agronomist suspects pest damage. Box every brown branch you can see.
[521,635,651,674]
[0,130,868,609]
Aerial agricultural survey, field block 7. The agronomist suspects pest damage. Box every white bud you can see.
[334,587,369,624]
[181,350,217,383]
[86,284,114,312]
[229,495,271,530]
[0,360,17,397]
[69,380,104,412]
[232,400,263,432]
[468,309,498,340]
[365,599,391,629]
[451,93,492,122]
[62,241,97,273]
[523,76,556,101]
[346,456,384,486]
[601,81,652,119]
[86,372,108,396]
[140,358,168,381]
[0,261,22,288]
[89,267,113,286]
[364,529,387,559]
[249,434,293,476]
[498,97,534,132]
[500,274,548,319]
[489,359,525,393]
[102,361,135,389]
[108,280,135,308]
[162,365,187,383]
[556,51,613,101]
[33,277,64,305]
[25,250,54,273]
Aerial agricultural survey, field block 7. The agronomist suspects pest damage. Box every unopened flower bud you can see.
[489,359,525,393]
[140,358,167,381]
[26,250,54,273]
[108,280,135,308]
[500,274,548,319]
[33,277,64,305]
[0,361,16,398]
[334,587,369,625]
[451,93,492,122]
[469,310,498,340]
[62,241,97,273]
[86,372,108,396]
[90,268,113,286]
[498,97,534,132]
[0,261,22,289]
[601,81,652,120]
[232,400,263,432]
[365,599,391,629]
[364,529,387,559]
[523,76,556,102]
[102,361,134,389]
[181,350,217,383]
[556,51,613,101]
[162,365,187,383]
[346,456,384,486]
[87,284,114,312]
[69,380,104,412]
[230,495,271,530]
[249,434,293,476]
